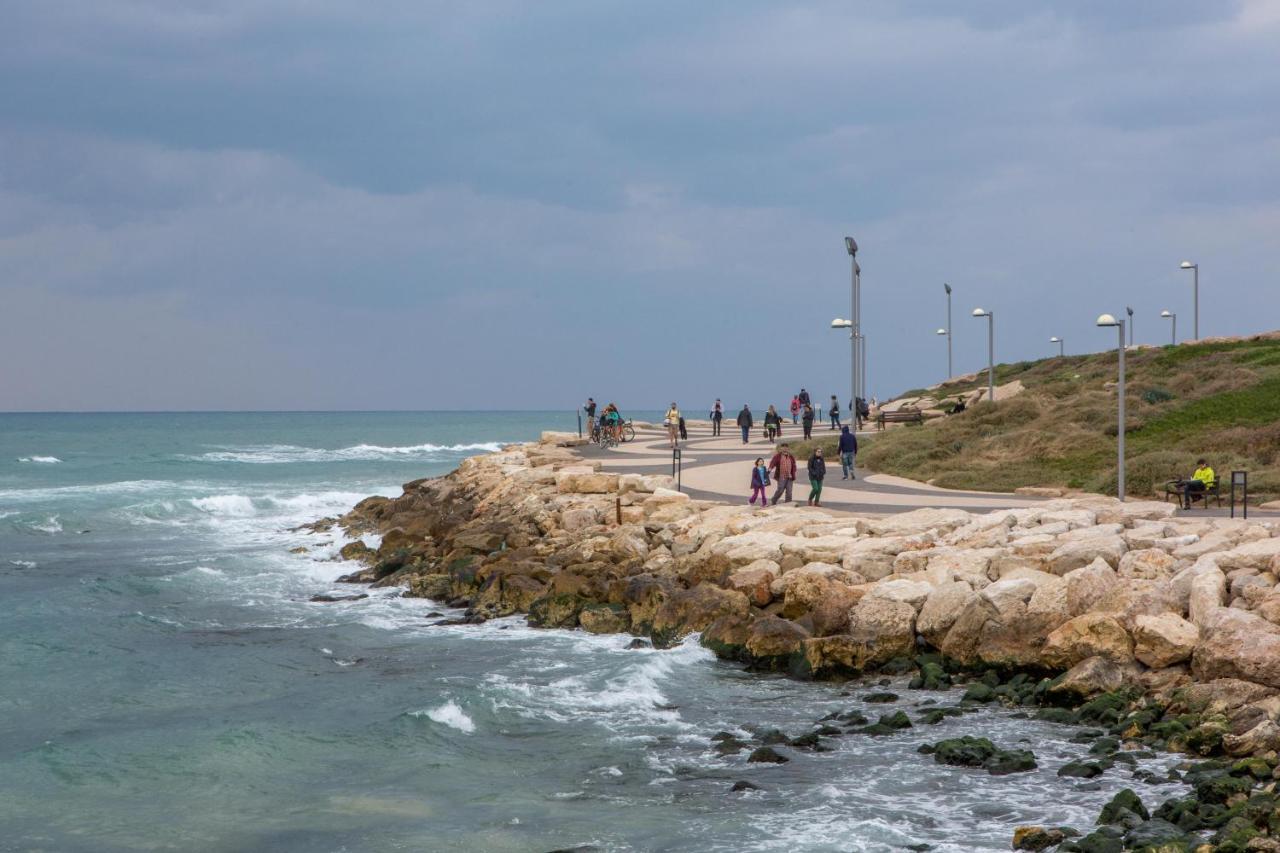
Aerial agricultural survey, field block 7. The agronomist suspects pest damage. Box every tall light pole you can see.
[943,283,953,378]
[1126,306,1134,347]
[845,237,861,412]
[936,328,950,378]
[1180,260,1199,340]
[1161,310,1177,345]
[1050,336,1064,357]
[1097,313,1127,501]
[972,308,994,403]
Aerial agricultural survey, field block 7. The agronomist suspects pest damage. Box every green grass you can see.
[844,333,1280,502]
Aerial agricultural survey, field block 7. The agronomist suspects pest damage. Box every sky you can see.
[1,0,1278,412]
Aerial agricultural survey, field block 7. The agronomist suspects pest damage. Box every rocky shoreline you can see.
[312,433,1280,852]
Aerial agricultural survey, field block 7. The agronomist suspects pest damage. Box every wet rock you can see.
[961,683,995,703]
[730,780,758,792]
[1058,760,1106,779]
[1012,826,1066,851]
[1046,656,1141,702]
[626,638,651,650]
[919,707,963,725]
[309,592,369,603]
[863,691,899,703]
[747,746,789,764]
[744,616,811,671]
[650,583,750,648]
[927,736,1036,775]
[578,603,631,635]
[1097,788,1149,824]
[908,660,952,691]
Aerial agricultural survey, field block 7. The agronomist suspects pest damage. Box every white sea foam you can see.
[30,515,63,534]
[190,495,257,516]
[186,442,506,464]
[410,701,476,733]
[9,560,37,569]
[18,456,61,464]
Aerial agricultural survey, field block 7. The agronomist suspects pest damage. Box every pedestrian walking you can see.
[768,444,797,505]
[678,414,687,441]
[828,395,841,430]
[736,404,753,444]
[749,457,769,506]
[664,402,681,449]
[807,448,827,506]
[801,403,815,440]
[838,425,858,480]
[764,405,780,441]
[790,395,801,425]
[711,399,723,436]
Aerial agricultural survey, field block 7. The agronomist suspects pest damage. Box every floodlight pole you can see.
[1117,320,1126,500]
[944,283,953,378]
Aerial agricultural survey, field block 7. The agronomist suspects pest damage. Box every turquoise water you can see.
[0,413,1183,852]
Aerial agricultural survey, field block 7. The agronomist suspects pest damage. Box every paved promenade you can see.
[579,420,1045,516]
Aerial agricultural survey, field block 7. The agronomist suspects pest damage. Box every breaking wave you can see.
[185,442,507,464]
[18,456,61,464]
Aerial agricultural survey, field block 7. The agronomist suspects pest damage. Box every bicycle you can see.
[620,420,636,443]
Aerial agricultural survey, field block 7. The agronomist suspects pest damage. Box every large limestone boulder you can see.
[847,597,917,663]
[865,578,934,612]
[1047,535,1126,575]
[1094,500,1178,526]
[727,560,779,607]
[1217,537,1280,572]
[1047,656,1142,701]
[560,506,601,532]
[939,596,999,665]
[1041,613,1133,669]
[1118,548,1179,581]
[809,582,867,637]
[711,531,791,566]
[980,577,1038,614]
[650,583,750,648]
[867,508,972,538]
[1064,558,1118,616]
[1188,566,1227,627]
[1039,508,1097,529]
[1096,578,1179,631]
[917,583,976,646]
[1132,613,1199,668]
[555,467,620,494]
[744,617,811,669]
[1193,609,1280,689]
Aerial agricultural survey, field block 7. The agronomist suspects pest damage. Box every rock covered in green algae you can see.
[924,735,1037,775]
[746,746,789,764]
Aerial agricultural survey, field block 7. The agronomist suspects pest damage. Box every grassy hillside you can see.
[794,333,1280,502]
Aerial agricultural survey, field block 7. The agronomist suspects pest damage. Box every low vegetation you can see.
[796,333,1280,502]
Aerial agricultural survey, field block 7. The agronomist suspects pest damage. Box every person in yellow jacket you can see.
[1184,459,1215,509]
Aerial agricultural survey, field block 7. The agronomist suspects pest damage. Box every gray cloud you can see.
[1,0,1278,410]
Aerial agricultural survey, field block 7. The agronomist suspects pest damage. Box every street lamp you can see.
[1160,310,1177,345]
[942,283,953,378]
[972,308,994,403]
[844,237,861,416]
[1097,313,1127,501]
[1126,306,1134,347]
[1050,336,1064,357]
[1180,261,1199,340]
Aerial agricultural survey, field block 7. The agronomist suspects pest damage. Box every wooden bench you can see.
[1164,479,1223,509]
[875,410,924,430]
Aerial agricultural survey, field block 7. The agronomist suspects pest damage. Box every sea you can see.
[0,411,1186,852]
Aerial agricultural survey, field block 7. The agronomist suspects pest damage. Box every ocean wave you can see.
[18,455,61,464]
[9,559,37,569]
[185,442,507,464]
[408,701,476,733]
[29,515,63,534]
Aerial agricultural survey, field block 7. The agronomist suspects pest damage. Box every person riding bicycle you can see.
[604,404,622,441]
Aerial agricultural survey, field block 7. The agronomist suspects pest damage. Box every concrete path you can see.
[576,420,1274,519]
[579,420,1044,516]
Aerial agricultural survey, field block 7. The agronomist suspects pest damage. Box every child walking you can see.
[749,457,770,506]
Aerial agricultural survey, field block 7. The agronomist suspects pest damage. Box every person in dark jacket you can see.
[711,399,723,436]
[838,425,858,479]
[807,448,827,506]
[764,405,780,441]
[828,395,841,430]
[678,415,687,441]
[736,405,753,444]
[801,403,815,439]
[798,388,811,409]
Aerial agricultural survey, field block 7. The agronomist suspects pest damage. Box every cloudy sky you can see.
[2,1,1278,411]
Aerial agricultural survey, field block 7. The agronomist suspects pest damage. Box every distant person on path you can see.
[736,405,754,444]
[678,414,687,441]
[603,403,622,441]
[798,388,811,410]
[584,397,597,422]
[749,457,770,506]
[828,395,841,430]
[764,405,780,441]
[790,395,801,424]
[838,425,858,479]
[802,403,815,440]
[1182,459,1216,509]
[664,403,681,448]
[768,444,797,505]
[711,399,723,436]
[807,447,827,506]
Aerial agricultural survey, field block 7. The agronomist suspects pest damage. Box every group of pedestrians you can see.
[749,443,834,507]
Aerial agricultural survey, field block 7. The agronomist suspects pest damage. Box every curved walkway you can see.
[579,421,1044,515]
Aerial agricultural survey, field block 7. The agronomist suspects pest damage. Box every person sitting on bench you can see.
[1182,459,1215,509]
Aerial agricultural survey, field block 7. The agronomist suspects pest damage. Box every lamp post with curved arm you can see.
[972,308,994,403]
[1097,313,1127,501]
